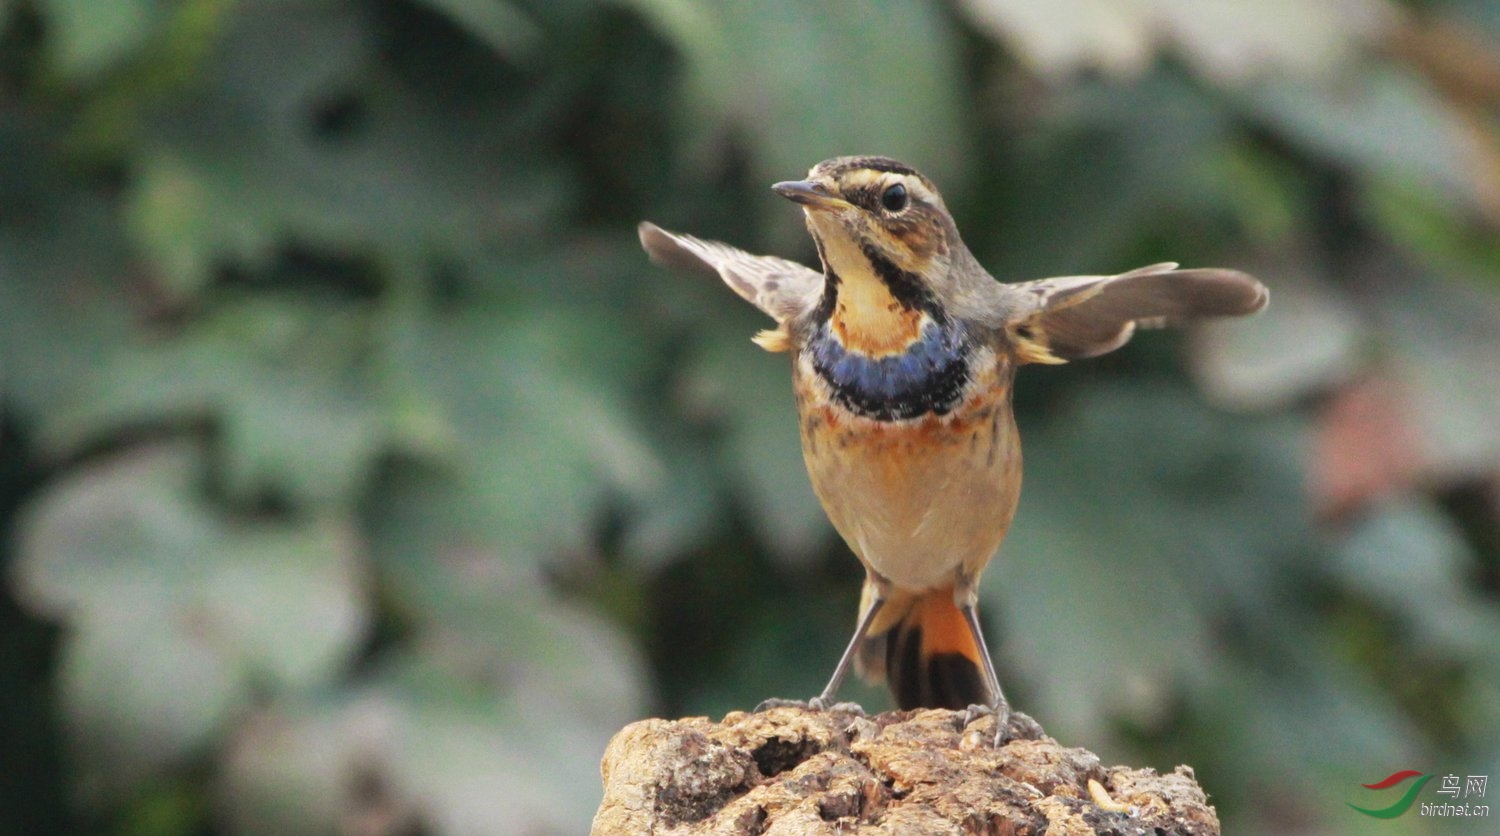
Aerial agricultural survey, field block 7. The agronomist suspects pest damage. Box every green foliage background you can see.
[2,0,1499,833]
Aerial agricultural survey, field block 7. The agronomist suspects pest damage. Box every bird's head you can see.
[773,157,973,320]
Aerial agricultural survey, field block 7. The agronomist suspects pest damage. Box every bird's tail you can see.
[855,584,994,710]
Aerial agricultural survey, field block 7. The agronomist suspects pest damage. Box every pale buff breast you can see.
[794,354,1022,593]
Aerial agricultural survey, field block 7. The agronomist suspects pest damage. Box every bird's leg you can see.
[956,593,1012,745]
[812,594,885,710]
[755,594,885,714]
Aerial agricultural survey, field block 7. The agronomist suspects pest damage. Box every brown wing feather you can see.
[638,222,823,323]
[1009,264,1268,361]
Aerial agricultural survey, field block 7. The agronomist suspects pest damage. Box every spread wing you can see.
[1007,262,1268,362]
[638,222,823,323]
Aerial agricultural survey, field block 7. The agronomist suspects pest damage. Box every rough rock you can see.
[592,706,1219,835]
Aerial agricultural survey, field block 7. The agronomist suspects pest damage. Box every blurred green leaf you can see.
[1190,264,1365,409]
[996,382,1309,739]
[126,152,270,303]
[223,690,566,834]
[956,0,1160,78]
[1363,181,1500,292]
[15,444,213,617]
[221,604,643,836]
[0,200,136,421]
[411,0,539,58]
[1375,265,1500,479]
[378,304,661,569]
[1334,498,1500,657]
[42,292,387,509]
[955,0,1394,81]
[1444,0,1500,37]
[680,325,829,560]
[1242,64,1486,211]
[633,0,966,221]
[198,518,367,688]
[376,616,641,830]
[61,605,246,806]
[366,462,648,721]
[980,71,1233,277]
[683,587,887,717]
[14,443,368,802]
[37,0,159,81]
[123,0,574,293]
[1198,639,1423,833]
[618,436,722,570]
[1189,141,1309,247]
[219,707,347,836]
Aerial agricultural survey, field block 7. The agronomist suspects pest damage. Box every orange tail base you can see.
[856,585,993,710]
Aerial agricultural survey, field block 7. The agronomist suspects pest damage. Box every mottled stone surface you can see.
[593,706,1219,835]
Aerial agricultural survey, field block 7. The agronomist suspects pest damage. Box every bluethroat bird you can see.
[639,156,1268,727]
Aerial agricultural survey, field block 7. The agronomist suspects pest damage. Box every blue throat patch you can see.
[808,316,971,421]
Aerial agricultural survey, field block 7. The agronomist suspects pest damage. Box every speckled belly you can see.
[795,365,1022,592]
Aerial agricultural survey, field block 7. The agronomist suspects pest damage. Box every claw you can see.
[753,697,866,715]
[990,703,1013,747]
[958,703,993,730]
[952,701,1019,746]
[823,700,866,715]
[753,697,811,712]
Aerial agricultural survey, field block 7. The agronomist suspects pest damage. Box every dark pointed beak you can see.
[772,180,849,211]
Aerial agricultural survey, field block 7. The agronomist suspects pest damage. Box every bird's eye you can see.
[880,183,908,213]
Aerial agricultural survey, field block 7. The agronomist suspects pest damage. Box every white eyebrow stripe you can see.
[842,169,886,190]
[904,178,939,207]
[842,171,940,208]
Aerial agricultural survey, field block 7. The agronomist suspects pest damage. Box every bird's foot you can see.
[956,702,1042,746]
[753,697,809,712]
[954,702,1007,746]
[754,696,866,715]
[958,702,996,728]
[817,700,867,715]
